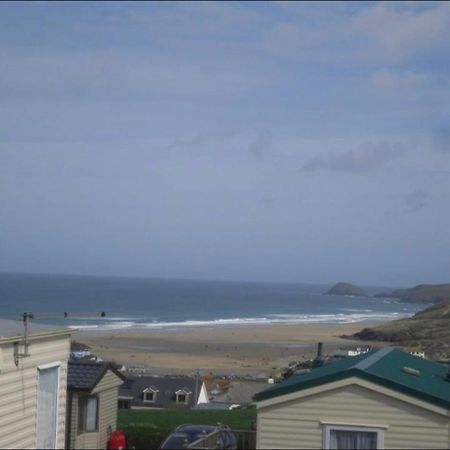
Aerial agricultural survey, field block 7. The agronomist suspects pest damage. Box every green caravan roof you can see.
[255,348,450,410]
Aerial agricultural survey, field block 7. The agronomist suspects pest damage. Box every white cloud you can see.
[353,2,450,60]
[302,141,404,173]
[371,69,430,90]
[0,48,271,101]
[405,189,431,213]
[166,132,235,151]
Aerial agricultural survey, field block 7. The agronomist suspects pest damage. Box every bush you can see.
[118,408,257,449]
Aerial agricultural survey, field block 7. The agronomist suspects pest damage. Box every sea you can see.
[0,272,424,333]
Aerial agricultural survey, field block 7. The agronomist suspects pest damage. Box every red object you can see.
[108,430,126,450]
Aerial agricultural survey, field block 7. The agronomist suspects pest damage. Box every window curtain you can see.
[329,430,377,450]
[36,367,59,449]
[85,397,98,431]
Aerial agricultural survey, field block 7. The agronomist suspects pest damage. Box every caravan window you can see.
[78,395,99,433]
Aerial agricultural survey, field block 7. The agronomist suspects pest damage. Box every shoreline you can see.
[76,321,387,376]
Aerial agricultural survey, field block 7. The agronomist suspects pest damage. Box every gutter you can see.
[0,328,77,345]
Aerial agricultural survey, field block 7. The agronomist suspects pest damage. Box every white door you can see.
[36,366,59,449]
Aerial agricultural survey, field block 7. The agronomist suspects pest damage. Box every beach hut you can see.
[255,348,450,449]
[0,318,73,449]
[66,361,125,449]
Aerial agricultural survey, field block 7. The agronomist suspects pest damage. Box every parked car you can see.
[160,424,237,449]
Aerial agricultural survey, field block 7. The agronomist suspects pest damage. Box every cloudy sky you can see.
[1,1,450,287]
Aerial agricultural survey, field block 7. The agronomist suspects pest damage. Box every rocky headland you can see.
[348,298,450,359]
[325,282,367,297]
[375,283,450,304]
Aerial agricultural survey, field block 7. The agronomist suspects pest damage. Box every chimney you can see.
[312,342,324,368]
[317,342,323,359]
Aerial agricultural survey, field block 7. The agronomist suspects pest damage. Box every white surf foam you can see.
[72,311,413,332]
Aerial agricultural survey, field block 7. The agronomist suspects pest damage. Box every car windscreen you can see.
[160,433,190,449]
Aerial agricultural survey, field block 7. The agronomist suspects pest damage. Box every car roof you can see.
[176,424,218,432]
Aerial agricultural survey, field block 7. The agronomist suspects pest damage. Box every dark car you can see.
[160,424,237,449]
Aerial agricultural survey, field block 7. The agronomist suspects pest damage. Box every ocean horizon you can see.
[0,272,423,332]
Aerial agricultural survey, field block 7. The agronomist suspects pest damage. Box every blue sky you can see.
[1,1,449,286]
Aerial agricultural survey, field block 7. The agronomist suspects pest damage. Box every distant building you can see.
[405,349,426,359]
[333,346,372,358]
[210,380,268,405]
[71,349,91,359]
[255,348,450,449]
[118,375,209,410]
[0,318,73,449]
[66,361,125,449]
[194,402,241,411]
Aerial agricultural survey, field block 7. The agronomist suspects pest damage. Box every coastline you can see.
[76,321,387,376]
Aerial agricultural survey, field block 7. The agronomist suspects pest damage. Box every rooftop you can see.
[119,375,203,409]
[68,361,124,392]
[0,318,72,341]
[255,348,450,410]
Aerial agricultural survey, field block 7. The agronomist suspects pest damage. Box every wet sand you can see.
[76,322,384,376]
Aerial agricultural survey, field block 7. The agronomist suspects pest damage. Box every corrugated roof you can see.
[0,318,71,341]
[255,348,450,410]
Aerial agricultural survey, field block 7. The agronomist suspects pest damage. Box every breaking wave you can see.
[69,311,412,332]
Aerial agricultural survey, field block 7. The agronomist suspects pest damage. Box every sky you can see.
[1,1,450,287]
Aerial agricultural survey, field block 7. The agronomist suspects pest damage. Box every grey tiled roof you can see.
[119,376,202,409]
[68,361,124,391]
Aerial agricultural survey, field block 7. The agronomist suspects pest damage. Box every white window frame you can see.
[36,361,61,449]
[143,389,157,403]
[323,424,384,450]
[78,394,99,433]
[175,390,189,404]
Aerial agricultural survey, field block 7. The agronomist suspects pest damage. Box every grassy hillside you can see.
[118,408,256,449]
[350,299,450,359]
[385,284,450,303]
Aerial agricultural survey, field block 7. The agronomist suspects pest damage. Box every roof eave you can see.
[358,370,450,411]
[0,328,76,344]
[68,386,93,393]
[90,364,127,392]
[255,369,450,411]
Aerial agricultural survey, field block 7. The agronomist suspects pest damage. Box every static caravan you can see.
[255,348,450,449]
[66,361,125,449]
[0,318,72,449]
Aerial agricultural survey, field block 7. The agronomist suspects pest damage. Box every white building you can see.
[333,346,372,358]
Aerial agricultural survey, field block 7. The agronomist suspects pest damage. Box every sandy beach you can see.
[76,322,385,376]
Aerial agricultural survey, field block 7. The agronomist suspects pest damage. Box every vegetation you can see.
[118,408,257,449]
[325,282,366,297]
[348,299,450,359]
[382,283,450,303]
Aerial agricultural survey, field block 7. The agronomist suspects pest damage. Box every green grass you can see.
[118,408,257,449]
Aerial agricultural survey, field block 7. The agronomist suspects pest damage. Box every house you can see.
[409,350,426,359]
[118,375,209,410]
[0,318,73,449]
[66,361,125,449]
[255,347,450,449]
[209,380,268,405]
[333,345,372,358]
[403,347,426,359]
